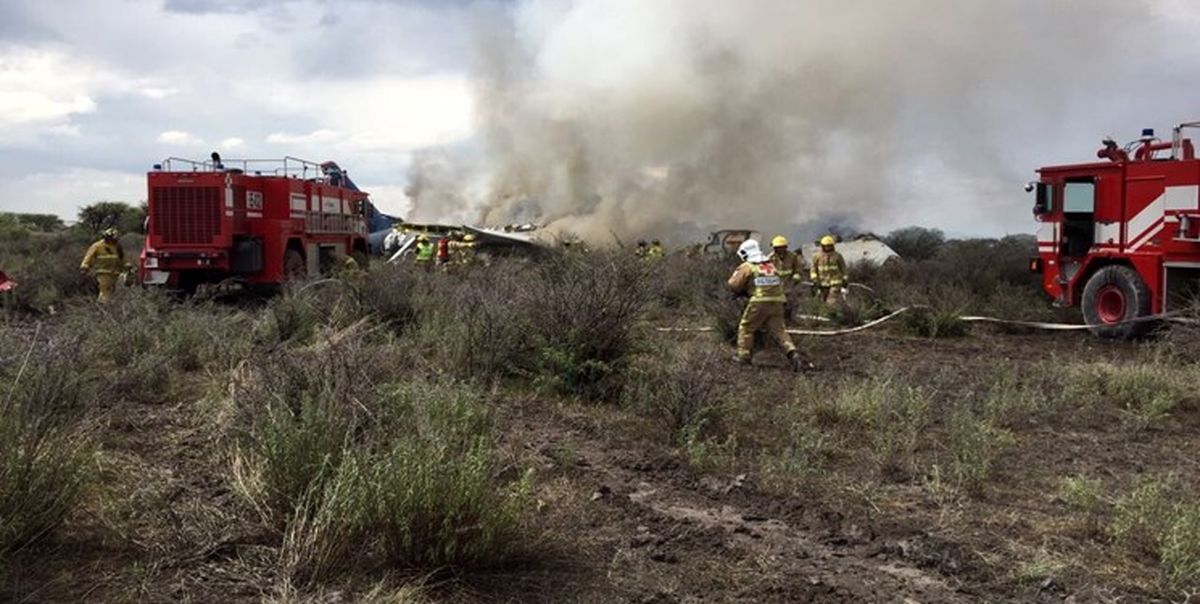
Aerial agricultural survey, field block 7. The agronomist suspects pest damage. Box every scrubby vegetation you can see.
[1,220,1197,601]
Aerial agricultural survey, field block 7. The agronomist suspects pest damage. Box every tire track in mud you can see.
[509,401,970,603]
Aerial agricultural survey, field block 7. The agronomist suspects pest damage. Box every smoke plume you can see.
[407,0,1166,242]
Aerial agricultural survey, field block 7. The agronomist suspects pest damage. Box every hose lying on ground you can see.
[656,306,1186,337]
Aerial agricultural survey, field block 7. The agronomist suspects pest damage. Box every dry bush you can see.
[0,331,96,572]
[623,344,732,445]
[519,251,649,400]
[0,230,98,316]
[403,253,649,401]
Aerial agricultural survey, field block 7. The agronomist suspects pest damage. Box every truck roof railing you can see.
[1172,122,1200,160]
[158,156,332,180]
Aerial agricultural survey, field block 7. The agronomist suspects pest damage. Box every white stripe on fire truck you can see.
[1126,193,1165,251]
[247,212,263,219]
[1129,217,1164,251]
[1164,185,1199,211]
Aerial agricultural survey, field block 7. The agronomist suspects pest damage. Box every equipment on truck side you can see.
[1029,122,1200,338]
[139,154,371,292]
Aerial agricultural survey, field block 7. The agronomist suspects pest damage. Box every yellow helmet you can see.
[820,235,836,247]
[464,234,476,242]
[771,235,789,248]
[418,234,429,242]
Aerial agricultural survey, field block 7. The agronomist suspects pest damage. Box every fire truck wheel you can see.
[1081,265,1152,339]
[283,249,306,281]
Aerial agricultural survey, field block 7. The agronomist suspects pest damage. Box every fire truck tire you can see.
[1081,265,1152,339]
[283,249,306,282]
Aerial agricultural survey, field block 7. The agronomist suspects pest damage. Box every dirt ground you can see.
[3,327,1196,603]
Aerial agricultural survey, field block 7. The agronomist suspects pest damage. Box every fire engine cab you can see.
[1031,122,1200,338]
[140,154,370,292]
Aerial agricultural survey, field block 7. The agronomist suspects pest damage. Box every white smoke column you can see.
[410,0,1160,241]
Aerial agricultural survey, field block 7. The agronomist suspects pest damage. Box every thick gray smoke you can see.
[407,0,1164,242]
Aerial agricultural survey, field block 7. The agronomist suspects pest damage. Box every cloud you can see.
[0,168,144,221]
[220,137,244,149]
[138,86,178,99]
[0,47,101,130]
[265,128,341,145]
[157,130,204,145]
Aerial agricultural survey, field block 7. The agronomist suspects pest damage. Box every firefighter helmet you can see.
[820,235,836,247]
[771,235,789,248]
[737,240,767,263]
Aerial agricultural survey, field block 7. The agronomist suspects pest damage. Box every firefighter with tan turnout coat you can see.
[810,235,848,306]
[768,235,805,321]
[727,239,804,372]
[80,227,131,302]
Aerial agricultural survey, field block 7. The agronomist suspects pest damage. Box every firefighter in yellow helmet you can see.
[646,239,665,260]
[768,235,805,322]
[338,251,366,287]
[457,233,478,265]
[727,239,804,371]
[80,227,131,302]
[810,235,848,306]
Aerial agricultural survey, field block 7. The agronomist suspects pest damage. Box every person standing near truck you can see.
[80,227,131,302]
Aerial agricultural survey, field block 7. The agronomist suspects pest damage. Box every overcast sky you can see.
[3,0,1200,236]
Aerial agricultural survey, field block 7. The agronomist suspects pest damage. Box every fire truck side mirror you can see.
[1024,182,1036,193]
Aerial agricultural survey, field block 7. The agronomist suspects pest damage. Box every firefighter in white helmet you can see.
[810,235,848,307]
[727,239,804,371]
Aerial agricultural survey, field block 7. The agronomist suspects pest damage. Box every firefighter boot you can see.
[786,349,805,373]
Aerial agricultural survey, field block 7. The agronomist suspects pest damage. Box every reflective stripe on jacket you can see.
[769,250,805,281]
[81,240,128,275]
[810,251,847,287]
[415,241,434,262]
[749,263,786,303]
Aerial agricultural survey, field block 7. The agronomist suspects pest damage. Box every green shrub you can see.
[900,306,968,338]
[1161,506,1200,593]
[935,411,1014,496]
[231,345,535,583]
[1109,475,1200,593]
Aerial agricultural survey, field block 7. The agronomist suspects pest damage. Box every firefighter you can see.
[338,252,366,287]
[414,234,435,270]
[727,239,804,372]
[768,235,805,322]
[647,239,665,260]
[436,233,452,267]
[810,235,848,306]
[457,233,478,265]
[80,227,131,302]
[635,240,649,259]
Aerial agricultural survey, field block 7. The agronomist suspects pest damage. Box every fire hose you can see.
[655,306,1189,337]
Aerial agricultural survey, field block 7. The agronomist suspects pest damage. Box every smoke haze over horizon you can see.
[405,0,1200,242]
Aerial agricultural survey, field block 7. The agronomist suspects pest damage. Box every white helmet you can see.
[736,239,767,263]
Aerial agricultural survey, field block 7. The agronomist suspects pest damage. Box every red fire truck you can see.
[140,155,370,292]
[1031,122,1200,338]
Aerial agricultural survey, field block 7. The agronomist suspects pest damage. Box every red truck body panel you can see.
[140,157,369,288]
[1033,128,1200,329]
